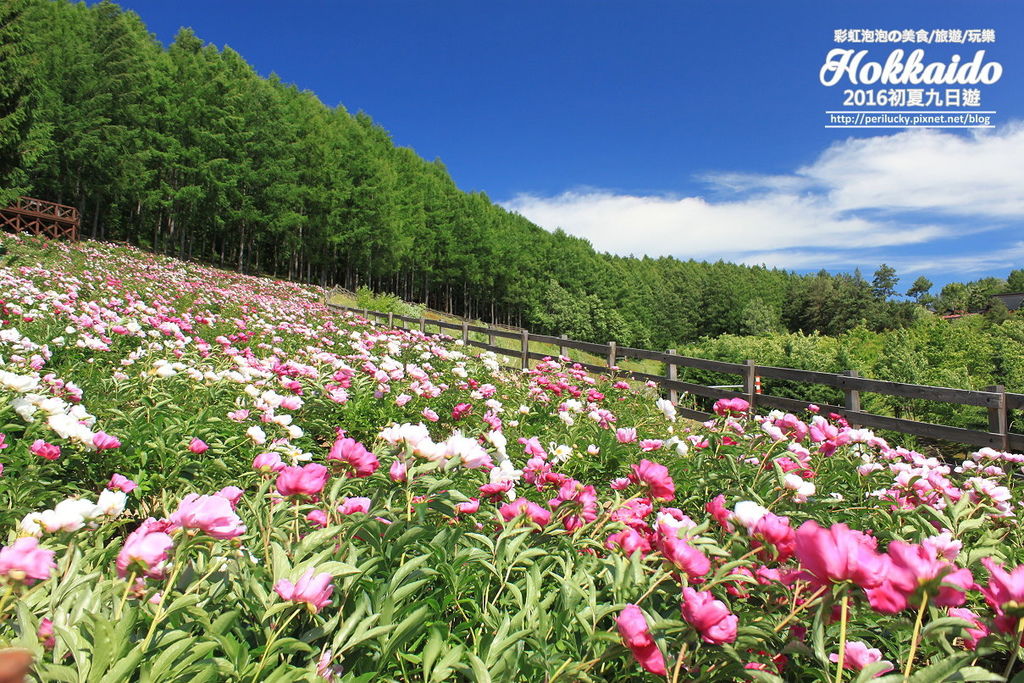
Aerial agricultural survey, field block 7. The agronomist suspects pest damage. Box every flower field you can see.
[1,234,1023,682]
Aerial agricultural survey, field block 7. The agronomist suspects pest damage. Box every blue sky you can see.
[109,1,1023,290]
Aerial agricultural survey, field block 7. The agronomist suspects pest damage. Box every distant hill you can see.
[2,0,1020,349]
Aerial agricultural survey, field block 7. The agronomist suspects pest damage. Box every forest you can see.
[1,0,1021,353]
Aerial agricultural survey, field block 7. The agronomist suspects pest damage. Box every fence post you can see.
[488,324,496,348]
[743,360,756,409]
[520,329,529,369]
[667,349,678,403]
[461,320,469,345]
[985,384,1009,451]
[842,370,861,425]
[387,312,393,328]
[419,316,426,333]
[559,334,568,359]
[607,341,617,370]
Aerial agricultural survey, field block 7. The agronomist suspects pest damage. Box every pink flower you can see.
[656,534,710,579]
[605,528,651,557]
[630,460,675,501]
[829,641,893,675]
[227,409,249,422]
[0,537,56,584]
[275,463,330,498]
[117,520,174,578]
[499,498,551,527]
[337,497,371,515]
[793,521,887,590]
[327,436,379,478]
[713,397,749,416]
[306,509,328,528]
[253,452,285,473]
[422,408,439,422]
[188,438,209,454]
[37,618,55,649]
[455,498,480,515]
[980,557,1024,635]
[609,477,631,490]
[92,431,121,450]
[680,587,738,644]
[518,436,546,458]
[615,428,637,444]
[751,513,796,562]
[389,460,407,482]
[108,473,138,493]
[215,486,244,508]
[948,608,989,650]
[705,495,734,532]
[866,541,972,613]
[639,439,663,452]
[274,568,334,613]
[616,605,667,676]
[451,403,472,420]
[170,493,246,539]
[30,440,61,461]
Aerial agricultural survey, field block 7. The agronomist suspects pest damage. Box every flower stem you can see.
[1002,617,1024,678]
[903,593,929,682]
[115,571,137,620]
[834,591,849,683]
[253,607,302,679]
[773,584,829,632]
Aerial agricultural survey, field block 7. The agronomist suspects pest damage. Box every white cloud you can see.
[500,123,1024,273]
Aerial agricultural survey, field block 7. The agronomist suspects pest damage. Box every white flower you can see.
[655,398,677,422]
[246,426,267,444]
[445,431,491,469]
[486,430,507,457]
[40,498,99,532]
[18,512,44,537]
[731,501,769,532]
[11,397,37,422]
[784,474,816,503]
[95,489,127,517]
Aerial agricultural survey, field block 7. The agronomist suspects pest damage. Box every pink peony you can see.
[980,557,1024,635]
[108,473,138,493]
[188,437,209,454]
[657,533,710,579]
[499,498,551,527]
[630,459,675,501]
[274,568,334,613]
[751,513,796,562]
[705,494,734,532]
[828,641,893,676]
[455,498,480,515]
[253,452,285,473]
[0,537,56,584]
[327,436,379,478]
[389,460,407,482]
[793,521,887,590]
[117,520,174,578]
[170,493,246,539]
[215,486,244,509]
[31,440,61,461]
[680,587,738,644]
[713,397,749,416]
[605,528,652,557]
[306,509,328,528]
[616,604,667,676]
[615,428,637,444]
[92,431,121,450]
[337,497,372,515]
[865,541,973,614]
[275,463,329,498]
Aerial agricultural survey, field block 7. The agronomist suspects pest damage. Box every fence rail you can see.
[325,300,1024,453]
[0,196,80,241]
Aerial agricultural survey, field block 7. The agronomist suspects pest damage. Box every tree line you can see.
[1,0,1020,349]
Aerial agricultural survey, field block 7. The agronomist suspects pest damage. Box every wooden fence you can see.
[325,301,1024,453]
[0,196,80,241]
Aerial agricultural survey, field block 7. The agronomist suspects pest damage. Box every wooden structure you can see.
[326,298,1024,452]
[0,196,79,241]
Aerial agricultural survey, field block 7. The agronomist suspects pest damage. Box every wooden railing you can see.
[0,196,80,240]
[326,301,1024,452]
